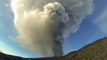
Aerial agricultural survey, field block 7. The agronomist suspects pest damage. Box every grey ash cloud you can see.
[10,0,94,57]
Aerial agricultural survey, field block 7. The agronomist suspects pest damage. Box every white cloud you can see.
[94,6,107,34]
[0,40,13,54]
[0,39,23,56]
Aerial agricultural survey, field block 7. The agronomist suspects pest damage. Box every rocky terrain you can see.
[0,37,107,60]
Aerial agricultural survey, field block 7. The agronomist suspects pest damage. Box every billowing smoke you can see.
[10,0,94,57]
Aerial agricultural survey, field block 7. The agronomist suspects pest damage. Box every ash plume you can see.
[10,0,94,57]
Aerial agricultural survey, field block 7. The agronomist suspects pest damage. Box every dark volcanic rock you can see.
[0,37,107,60]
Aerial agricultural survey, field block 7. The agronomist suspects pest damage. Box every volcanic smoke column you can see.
[10,0,94,57]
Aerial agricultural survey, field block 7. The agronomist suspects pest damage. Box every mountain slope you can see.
[65,37,107,60]
[0,37,107,60]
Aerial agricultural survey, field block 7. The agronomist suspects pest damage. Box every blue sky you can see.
[0,0,107,58]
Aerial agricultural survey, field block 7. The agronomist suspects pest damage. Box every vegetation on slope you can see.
[65,37,107,60]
